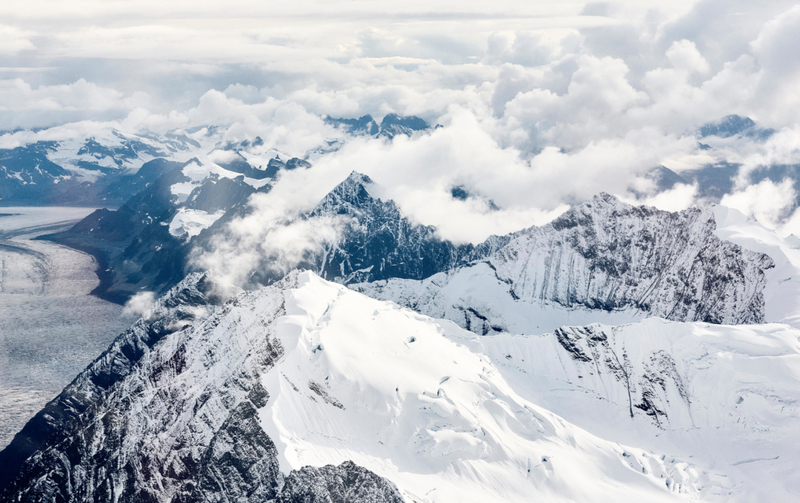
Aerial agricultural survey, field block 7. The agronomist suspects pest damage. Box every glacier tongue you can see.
[0,271,716,503]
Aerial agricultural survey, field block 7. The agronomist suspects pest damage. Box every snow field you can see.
[257,273,707,502]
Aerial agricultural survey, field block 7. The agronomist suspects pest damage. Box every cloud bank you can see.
[6,1,800,248]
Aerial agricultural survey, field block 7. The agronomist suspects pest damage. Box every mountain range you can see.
[2,114,800,502]
[0,113,429,207]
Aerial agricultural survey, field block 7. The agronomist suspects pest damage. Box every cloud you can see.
[0,26,35,55]
[122,291,156,319]
[190,105,693,256]
[666,39,709,74]
[0,78,147,111]
[4,0,800,252]
[621,182,700,212]
[193,196,346,288]
[720,178,797,231]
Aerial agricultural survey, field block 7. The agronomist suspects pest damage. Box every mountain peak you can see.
[379,113,428,131]
[698,114,774,140]
[342,170,374,186]
[309,171,380,219]
[324,115,379,136]
[591,192,620,205]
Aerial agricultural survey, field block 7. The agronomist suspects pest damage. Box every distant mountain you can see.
[651,158,800,207]
[0,130,200,206]
[42,160,258,302]
[324,115,380,135]
[698,114,775,140]
[634,115,784,205]
[0,116,365,207]
[377,113,430,138]
[325,113,430,139]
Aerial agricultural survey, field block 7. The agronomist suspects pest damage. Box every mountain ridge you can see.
[355,192,775,334]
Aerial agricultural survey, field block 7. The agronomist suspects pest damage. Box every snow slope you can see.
[168,207,225,242]
[451,318,800,501]
[262,273,709,502]
[713,205,800,328]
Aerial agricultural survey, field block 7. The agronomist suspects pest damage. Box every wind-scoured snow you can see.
[261,273,707,502]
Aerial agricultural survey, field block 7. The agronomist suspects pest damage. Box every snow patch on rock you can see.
[168,207,225,242]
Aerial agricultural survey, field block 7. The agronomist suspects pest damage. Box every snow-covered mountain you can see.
[0,129,201,206]
[645,114,800,205]
[0,114,430,207]
[5,269,799,501]
[355,193,775,334]
[324,113,430,139]
[5,112,800,502]
[3,192,800,501]
[451,317,800,500]
[0,271,734,503]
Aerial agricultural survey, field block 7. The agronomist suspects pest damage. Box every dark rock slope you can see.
[0,273,404,503]
[43,162,256,303]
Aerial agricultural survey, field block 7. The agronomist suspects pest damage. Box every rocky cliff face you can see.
[0,272,403,503]
[305,172,508,283]
[355,193,775,334]
[247,172,509,286]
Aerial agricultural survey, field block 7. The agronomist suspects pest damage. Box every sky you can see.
[4,0,800,246]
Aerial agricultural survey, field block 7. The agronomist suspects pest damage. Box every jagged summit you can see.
[496,195,776,325]
[377,113,429,138]
[301,172,464,284]
[296,171,509,285]
[324,114,380,136]
[311,171,376,213]
[326,114,430,139]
